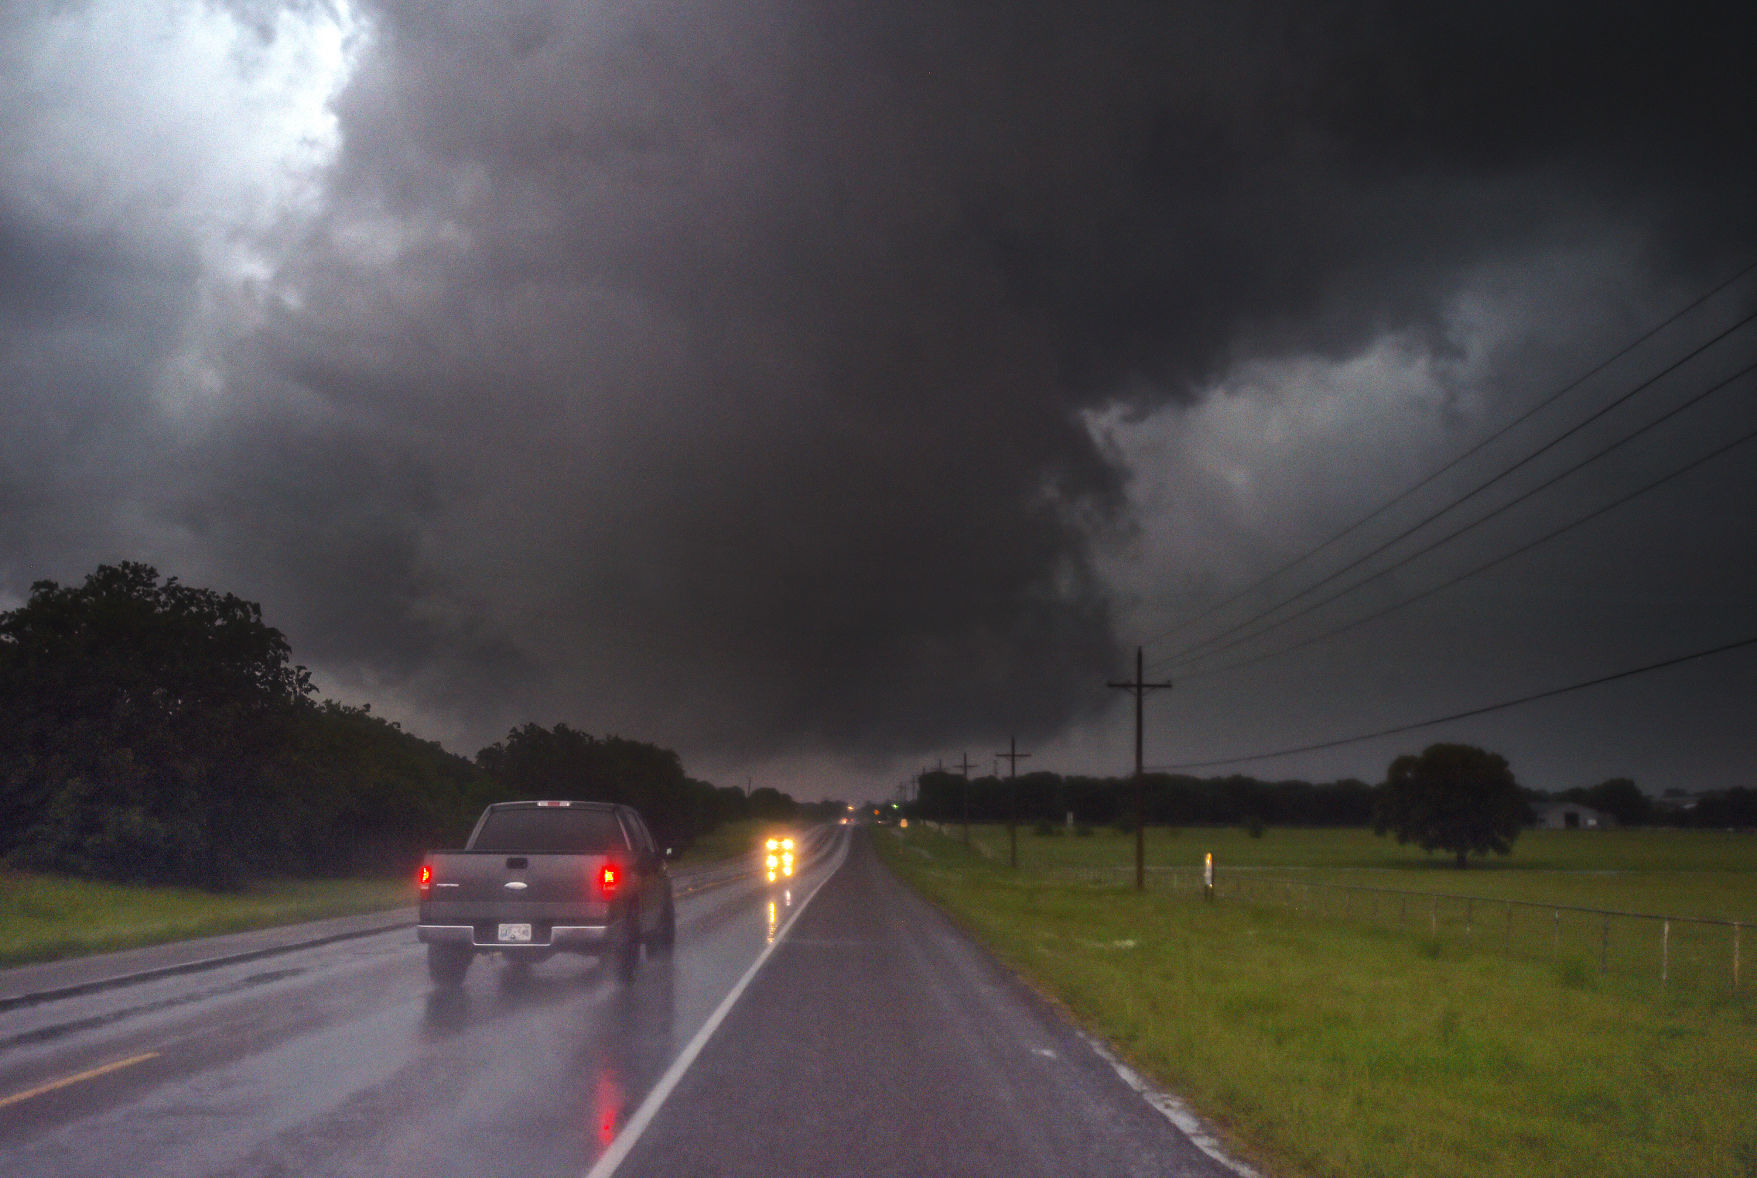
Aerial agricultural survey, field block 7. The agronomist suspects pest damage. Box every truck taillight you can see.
[599,864,619,898]
[418,864,432,889]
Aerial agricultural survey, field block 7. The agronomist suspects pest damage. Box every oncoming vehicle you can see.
[763,833,797,883]
[416,800,676,986]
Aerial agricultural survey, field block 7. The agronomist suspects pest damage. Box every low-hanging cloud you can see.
[4,0,1754,779]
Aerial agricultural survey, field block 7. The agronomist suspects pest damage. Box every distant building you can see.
[1533,802,1615,830]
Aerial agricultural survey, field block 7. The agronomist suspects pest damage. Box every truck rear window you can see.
[469,808,625,853]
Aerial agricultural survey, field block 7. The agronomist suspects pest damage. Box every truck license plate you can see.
[497,923,532,943]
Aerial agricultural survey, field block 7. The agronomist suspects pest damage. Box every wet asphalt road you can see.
[0,828,1238,1177]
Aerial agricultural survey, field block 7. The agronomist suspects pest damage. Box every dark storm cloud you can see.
[0,205,198,589]
[5,0,1755,771]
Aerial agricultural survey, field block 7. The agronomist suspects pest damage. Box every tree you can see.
[1562,777,1652,826]
[278,701,488,874]
[474,722,711,846]
[746,786,796,821]
[0,563,313,886]
[1691,787,1757,828]
[1373,743,1529,868]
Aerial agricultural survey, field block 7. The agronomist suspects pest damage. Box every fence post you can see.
[1161,877,1736,994]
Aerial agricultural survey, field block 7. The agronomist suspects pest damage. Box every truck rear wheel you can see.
[647,896,676,958]
[428,944,472,986]
[616,909,642,983]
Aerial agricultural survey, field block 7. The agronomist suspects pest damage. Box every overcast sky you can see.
[4,0,1756,800]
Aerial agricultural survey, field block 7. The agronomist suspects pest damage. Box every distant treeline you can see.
[1543,776,1757,827]
[475,721,810,855]
[1674,788,1757,827]
[0,563,801,888]
[911,769,1757,830]
[912,769,1377,828]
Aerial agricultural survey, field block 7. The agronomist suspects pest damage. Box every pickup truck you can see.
[416,799,676,985]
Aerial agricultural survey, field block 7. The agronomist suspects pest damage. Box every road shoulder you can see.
[0,907,416,1011]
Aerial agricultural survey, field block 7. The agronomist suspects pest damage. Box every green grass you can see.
[881,824,1757,1178]
[959,824,1757,922]
[0,871,414,968]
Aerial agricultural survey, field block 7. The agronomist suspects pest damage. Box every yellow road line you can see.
[0,1052,160,1111]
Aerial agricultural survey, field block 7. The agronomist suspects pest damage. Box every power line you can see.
[1176,408,1757,681]
[1150,309,1757,672]
[1150,632,1757,772]
[1160,355,1757,673]
[1139,258,1757,660]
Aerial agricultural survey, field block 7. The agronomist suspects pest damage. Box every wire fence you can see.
[1058,864,1747,1001]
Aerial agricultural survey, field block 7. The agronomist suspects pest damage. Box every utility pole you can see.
[954,751,979,844]
[995,736,1032,869]
[1108,646,1172,891]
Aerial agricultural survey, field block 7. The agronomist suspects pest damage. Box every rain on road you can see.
[0,828,1237,1177]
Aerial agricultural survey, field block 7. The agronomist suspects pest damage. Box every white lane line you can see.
[583,830,851,1178]
[1076,1031,1265,1178]
[0,1052,160,1110]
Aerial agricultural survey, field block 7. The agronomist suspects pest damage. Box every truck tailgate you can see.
[420,850,613,923]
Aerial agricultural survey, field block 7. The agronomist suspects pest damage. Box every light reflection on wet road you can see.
[0,830,838,1177]
[1,828,1237,1178]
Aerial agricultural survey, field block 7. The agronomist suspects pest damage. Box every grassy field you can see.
[956,824,1757,921]
[673,818,773,864]
[878,823,1757,1178]
[0,872,413,968]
